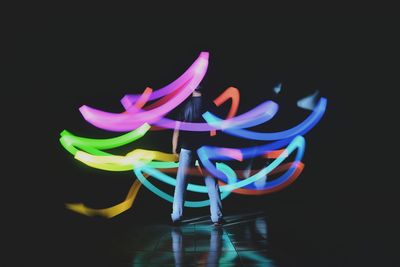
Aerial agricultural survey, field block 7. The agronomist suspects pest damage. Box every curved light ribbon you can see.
[61,128,302,193]
[210,86,240,135]
[80,52,209,132]
[124,87,153,113]
[203,97,327,140]
[120,53,209,109]
[134,162,236,208]
[213,87,240,120]
[64,159,304,218]
[225,161,304,195]
[65,175,146,218]
[133,136,305,204]
[151,100,278,132]
[83,89,277,133]
[218,135,305,192]
[66,167,208,218]
[60,51,327,218]
[59,123,151,158]
[197,138,293,183]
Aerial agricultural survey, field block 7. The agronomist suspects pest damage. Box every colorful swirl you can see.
[60,51,327,218]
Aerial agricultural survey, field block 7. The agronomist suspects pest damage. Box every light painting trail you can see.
[60,52,327,218]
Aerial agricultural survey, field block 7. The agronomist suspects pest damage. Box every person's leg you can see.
[204,175,223,223]
[171,149,192,222]
[207,227,223,265]
[171,228,184,264]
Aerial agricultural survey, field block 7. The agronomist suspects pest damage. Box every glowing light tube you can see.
[134,162,237,208]
[197,136,305,190]
[213,87,240,119]
[65,175,146,218]
[149,100,278,132]
[64,159,304,218]
[133,136,304,198]
[61,126,300,192]
[204,97,327,140]
[65,165,222,218]
[60,124,182,171]
[218,135,305,192]
[225,161,305,195]
[74,149,177,172]
[61,134,181,171]
[210,86,240,135]
[60,123,150,153]
[62,131,302,194]
[82,91,276,134]
[124,87,153,113]
[79,52,209,132]
[202,100,278,130]
[59,51,327,216]
[196,138,293,182]
[129,86,241,132]
[120,52,209,109]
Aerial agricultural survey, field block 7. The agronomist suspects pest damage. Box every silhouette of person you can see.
[171,86,224,226]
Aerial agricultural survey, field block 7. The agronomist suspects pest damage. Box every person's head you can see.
[192,85,202,97]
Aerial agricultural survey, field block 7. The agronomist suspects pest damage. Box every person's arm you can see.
[172,121,181,157]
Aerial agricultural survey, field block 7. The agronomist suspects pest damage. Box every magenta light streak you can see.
[120,52,209,110]
[150,100,278,131]
[79,52,209,132]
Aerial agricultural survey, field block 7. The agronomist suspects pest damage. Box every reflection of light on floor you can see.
[256,216,268,239]
[182,211,266,225]
[120,212,280,266]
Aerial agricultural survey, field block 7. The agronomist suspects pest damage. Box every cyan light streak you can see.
[134,162,237,207]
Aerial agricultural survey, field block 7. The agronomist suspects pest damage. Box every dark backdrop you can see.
[9,15,396,266]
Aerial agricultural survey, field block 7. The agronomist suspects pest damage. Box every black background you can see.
[8,13,397,266]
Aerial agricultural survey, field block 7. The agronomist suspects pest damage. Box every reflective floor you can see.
[41,209,395,267]
[107,213,292,266]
